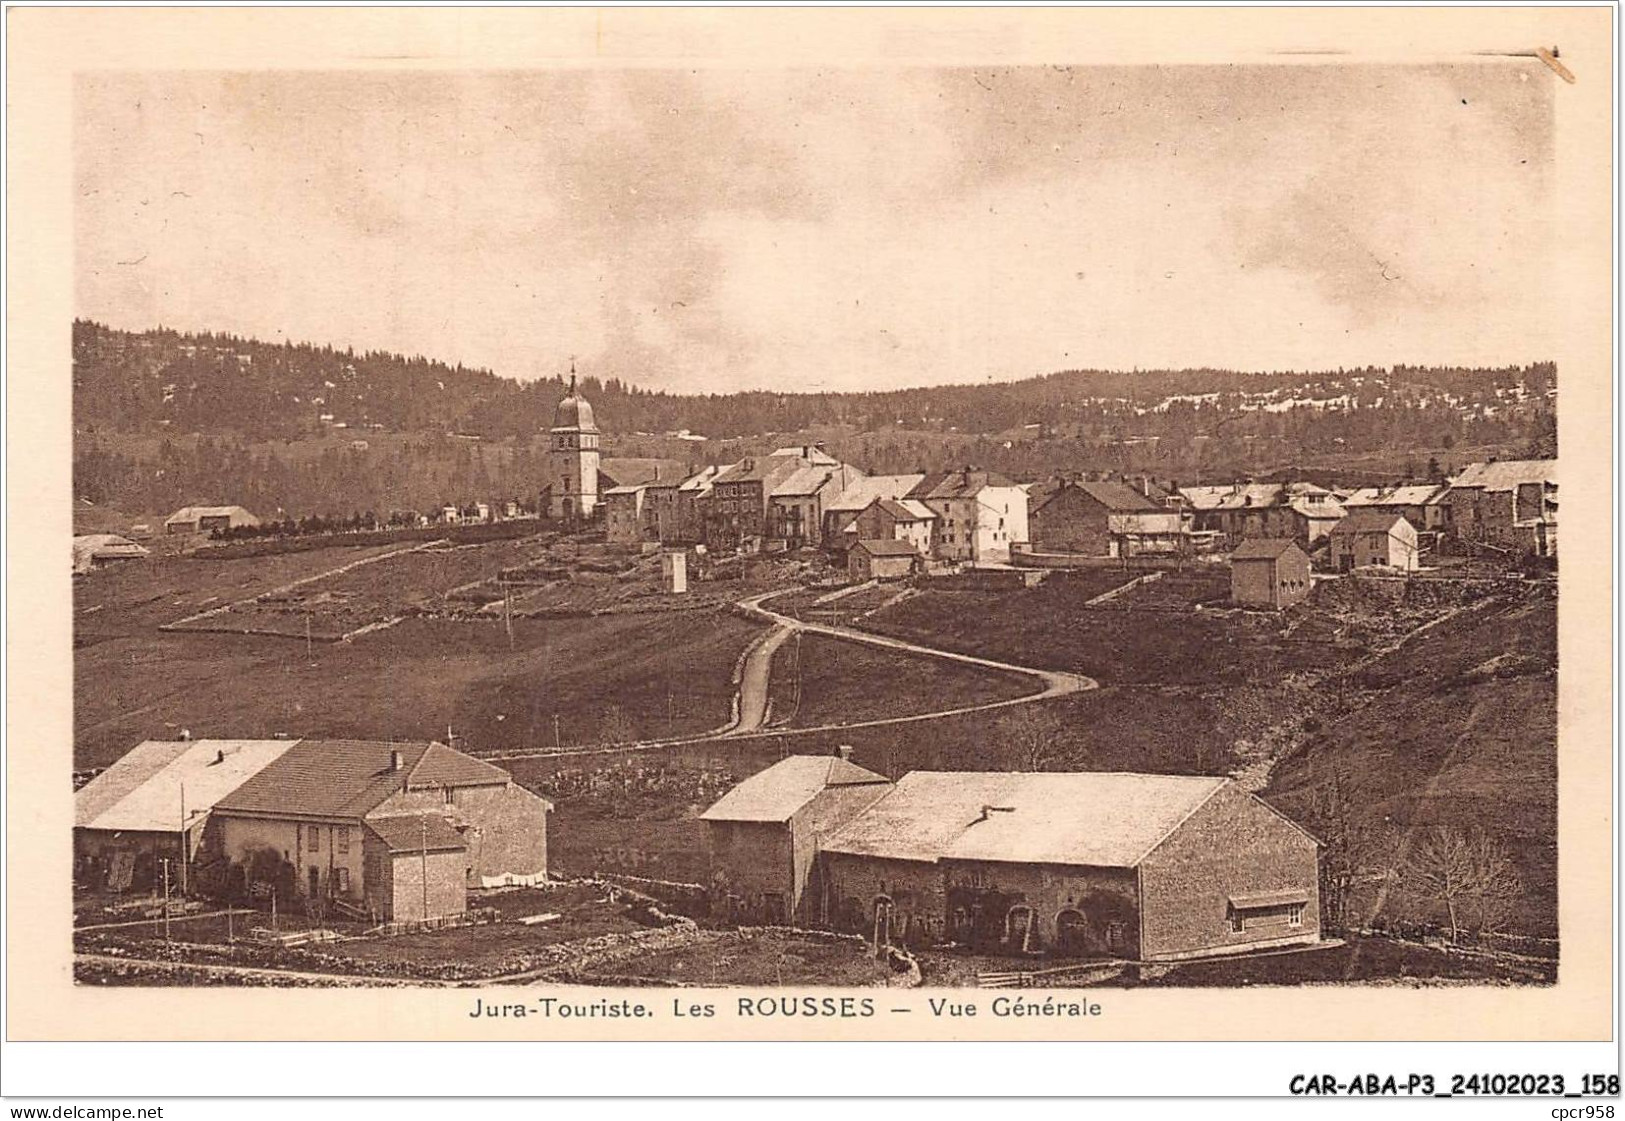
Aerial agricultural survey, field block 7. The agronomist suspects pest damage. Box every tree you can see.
[997,704,1066,772]
[1402,826,1523,942]
[1302,762,1397,932]
[598,705,640,747]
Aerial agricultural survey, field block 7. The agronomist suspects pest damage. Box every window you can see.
[335,867,350,894]
[336,826,350,854]
[1288,903,1305,927]
[443,786,456,805]
[308,825,320,852]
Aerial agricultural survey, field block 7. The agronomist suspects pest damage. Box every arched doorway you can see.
[1056,909,1089,956]
[1004,905,1037,953]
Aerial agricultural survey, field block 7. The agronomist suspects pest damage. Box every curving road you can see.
[476,588,1096,762]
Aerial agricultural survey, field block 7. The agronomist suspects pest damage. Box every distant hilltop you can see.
[74,320,1554,446]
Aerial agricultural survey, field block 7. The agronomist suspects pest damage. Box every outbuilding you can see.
[1230,537,1313,609]
[848,538,921,581]
[164,505,260,536]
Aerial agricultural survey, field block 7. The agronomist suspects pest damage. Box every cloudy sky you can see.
[76,64,1553,393]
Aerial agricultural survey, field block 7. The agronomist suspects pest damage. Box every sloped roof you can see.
[1035,480,1161,514]
[824,475,927,514]
[1231,537,1305,561]
[821,771,1228,867]
[165,505,258,526]
[771,465,840,498]
[700,754,891,823]
[214,740,511,820]
[1332,510,1411,535]
[599,458,687,488]
[1343,484,1449,508]
[76,739,299,832]
[712,456,806,487]
[366,813,468,854]
[1178,484,1284,512]
[1450,459,1558,492]
[909,470,1019,500]
[1287,496,1346,520]
[769,446,841,466]
[678,465,726,493]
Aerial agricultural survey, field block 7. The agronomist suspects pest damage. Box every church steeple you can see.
[546,359,601,519]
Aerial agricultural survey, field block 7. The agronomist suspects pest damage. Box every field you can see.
[75,607,763,769]
[574,929,899,987]
[765,632,1039,728]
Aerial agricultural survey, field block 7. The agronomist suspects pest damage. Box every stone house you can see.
[842,497,937,556]
[1028,480,1185,557]
[821,474,928,544]
[814,770,1320,961]
[209,739,552,922]
[1230,537,1313,609]
[1445,460,1557,557]
[1329,511,1420,571]
[769,463,866,549]
[909,469,1029,565]
[699,751,892,925]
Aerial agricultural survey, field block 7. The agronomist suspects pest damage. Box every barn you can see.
[814,770,1321,961]
[700,751,893,925]
[1230,537,1312,610]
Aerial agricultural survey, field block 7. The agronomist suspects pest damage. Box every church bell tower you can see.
[546,364,601,519]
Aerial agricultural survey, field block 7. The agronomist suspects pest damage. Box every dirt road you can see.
[475,589,1095,762]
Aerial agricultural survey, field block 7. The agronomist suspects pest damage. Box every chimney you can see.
[214,749,225,765]
[836,745,854,761]
[390,750,404,772]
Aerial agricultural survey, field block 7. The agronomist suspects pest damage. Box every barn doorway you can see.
[1056,909,1089,956]
[1004,905,1037,953]
[871,896,895,950]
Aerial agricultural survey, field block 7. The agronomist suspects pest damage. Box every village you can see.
[70,375,1560,989]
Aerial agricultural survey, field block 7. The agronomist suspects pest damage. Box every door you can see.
[1056,909,1089,956]
[308,867,320,899]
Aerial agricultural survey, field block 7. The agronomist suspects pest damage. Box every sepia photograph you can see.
[64,56,1568,994]
[4,10,1615,1091]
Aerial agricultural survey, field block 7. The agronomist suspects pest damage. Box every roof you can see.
[711,455,806,487]
[1343,484,1449,508]
[870,497,935,522]
[214,740,512,820]
[822,771,1229,867]
[1287,496,1345,520]
[824,475,928,514]
[1230,537,1304,561]
[770,465,843,499]
[551,380,597,432]
[854,538,922,557]
[165,505,257,526]
[599,457,687,488]
[1450,459,1557,492]
[76,739,299,833]
[769,445,841,466]
[1332,510,1412,535]
[602,484,647,497]
[366,813,468,854]
[73,534,150,572]
[700,754,891,823]
[678,465,726,493]
[909,469,1019,500]
[1035,480,1161,514]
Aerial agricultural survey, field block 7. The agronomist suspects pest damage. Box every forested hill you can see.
[73,320,1556,445]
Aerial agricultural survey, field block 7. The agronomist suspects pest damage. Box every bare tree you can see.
[1304,761,1397,932]
[998,704,1066,772]
[598,704,639,746]
[1402,826,1523,943]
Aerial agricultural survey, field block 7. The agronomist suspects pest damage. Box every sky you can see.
[75,64,1555,394]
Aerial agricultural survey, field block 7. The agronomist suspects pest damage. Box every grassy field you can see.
[765,632,1039,728]
[858,574,1361,687]
[75,610,762,769]
[578,929,898,987]
[1266,590,1558,936]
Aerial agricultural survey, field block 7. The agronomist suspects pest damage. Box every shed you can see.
[164,505,260,536]
[1230,537,1312,609]
[848,538,920,581]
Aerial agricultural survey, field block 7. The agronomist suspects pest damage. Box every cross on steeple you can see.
[568,357,577,394]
